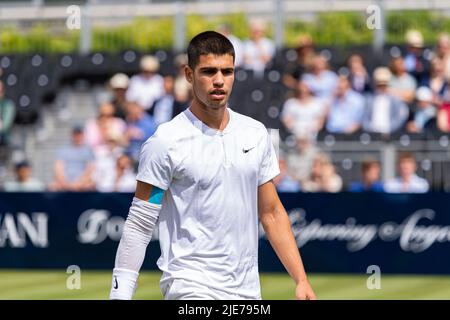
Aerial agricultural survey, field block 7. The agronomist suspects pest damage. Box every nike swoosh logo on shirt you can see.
[243,147,255,153]
[113,276,118,289]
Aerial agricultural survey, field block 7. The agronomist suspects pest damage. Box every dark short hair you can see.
[187,31,235,69]
[15,160,30,171]
[361,158,380,172]
[398,152,416,163]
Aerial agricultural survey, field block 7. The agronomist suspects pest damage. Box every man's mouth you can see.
[210,89,226,99]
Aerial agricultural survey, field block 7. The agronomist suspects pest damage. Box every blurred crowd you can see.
[1,20,449,193]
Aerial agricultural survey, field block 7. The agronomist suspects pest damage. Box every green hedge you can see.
[0,10,449,53]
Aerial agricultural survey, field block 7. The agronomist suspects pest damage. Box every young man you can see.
[110,31,316,300]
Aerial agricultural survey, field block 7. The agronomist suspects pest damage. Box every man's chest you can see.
[171,132,263,186]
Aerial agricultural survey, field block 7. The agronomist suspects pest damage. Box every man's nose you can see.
[213,72,224,87]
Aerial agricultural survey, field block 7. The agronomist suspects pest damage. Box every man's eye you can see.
[203,69,216,75]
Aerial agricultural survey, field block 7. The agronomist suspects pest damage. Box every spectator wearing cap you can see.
[126,55,164,111]
[3,161,45,192]
[325,75,365,134]
[242,19,275,76]
[49,126,96,191]
[388,56,417,104]
[362,67,409,135]
[218,24,244,68]
[346,53,372,94]
[109,73,129,120]
[301,54,338,100]
[404,29,429,83]
[385,152,429,193]
[406,86,437,133]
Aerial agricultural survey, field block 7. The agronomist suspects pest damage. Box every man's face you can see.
[363,165,380,184]
[399,159,416,178]
[185,54,234,110]
[17,166,31,182]
[72,132,84,145]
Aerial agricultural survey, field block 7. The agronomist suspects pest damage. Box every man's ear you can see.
[185,65,193,84]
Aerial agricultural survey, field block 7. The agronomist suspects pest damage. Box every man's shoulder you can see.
[145,111,189,144]
[231,109,267,131]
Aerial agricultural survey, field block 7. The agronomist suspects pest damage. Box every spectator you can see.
[150,75,188,126]
[389,56,417,104]
[301,54,338,100]
[218,24,244,68]
[95,153,137,193]
[325,75,365,134]
[173,54,192,99]
[347,53,371,94]
[434,33,450,80]
[281,80,327,140]
[126,55,164,111]
[3,160,45,192]
[348,159,384,192]
[437,101,450,132]
[283,34,316,90]
[84,102,128,154]
[385,152,429,193]
[0,80,16,160]
[420,57,450,105]
[108,73,130,120]
[302,152,343,193]
[404,29,429,83]
[125,101,157,162]
[273,157,301,193]
[49,125,96,191]
[242,19,275,76]
[406,86,437,133]
[362,67,409,135]
[285,132,320,184]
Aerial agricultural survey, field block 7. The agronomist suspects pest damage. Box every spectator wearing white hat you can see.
[126,55,164,111]
[406,86,437,133]
[109,73,129,120]
[404,29,430,83]
[362,67,409,135]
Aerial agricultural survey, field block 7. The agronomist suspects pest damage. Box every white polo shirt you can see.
[136,107,280,299]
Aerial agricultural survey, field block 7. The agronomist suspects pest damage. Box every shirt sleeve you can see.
[135,134,173,190]
[258,128,280,186]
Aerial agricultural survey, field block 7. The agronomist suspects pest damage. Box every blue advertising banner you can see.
[1,192,450,274]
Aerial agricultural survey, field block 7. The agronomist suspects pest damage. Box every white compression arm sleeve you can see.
[109,196,161,300]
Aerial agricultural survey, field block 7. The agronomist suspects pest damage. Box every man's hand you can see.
[295,279,317,300]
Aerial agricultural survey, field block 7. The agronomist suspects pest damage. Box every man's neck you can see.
[189,100,229,131]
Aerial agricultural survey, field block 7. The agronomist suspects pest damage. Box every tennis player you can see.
[110,31,316,300]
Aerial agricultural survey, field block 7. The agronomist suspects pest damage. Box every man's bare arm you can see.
[258,180,316,300]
